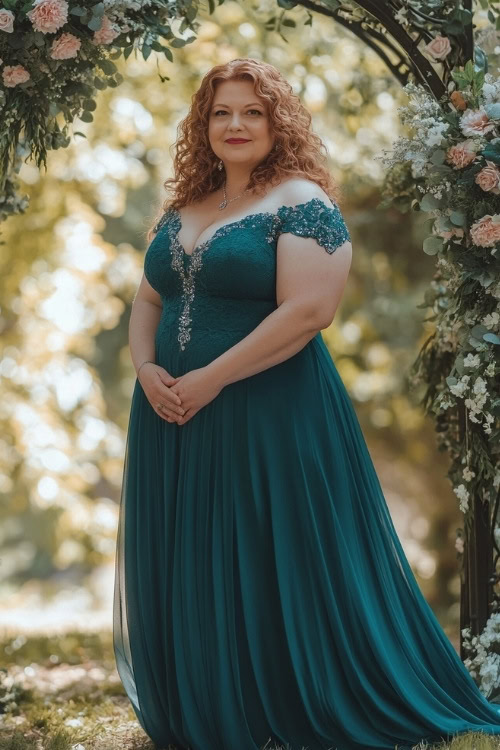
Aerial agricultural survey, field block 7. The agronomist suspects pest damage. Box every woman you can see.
[113,58,500,750]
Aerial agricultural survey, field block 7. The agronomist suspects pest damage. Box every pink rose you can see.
[475,161,500,194]
[425,35,451,60]
[50,31,81,59]
[2,64,30,87]
[446,140,478,169]
[0,9,14,33]
[91,14,120,45]
[460,108,496,136]
[26,0,68,34]
[470,214,500,248]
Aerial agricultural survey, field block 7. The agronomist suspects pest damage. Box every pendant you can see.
[218,198,227,210]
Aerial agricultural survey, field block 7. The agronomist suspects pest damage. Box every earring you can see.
[217,159,224,171]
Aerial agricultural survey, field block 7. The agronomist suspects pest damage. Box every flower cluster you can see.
[379,52,500,657]
[462,610,500,700]
[0,0,197,223]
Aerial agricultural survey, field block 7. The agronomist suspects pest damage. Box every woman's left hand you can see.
[167,367,223,425]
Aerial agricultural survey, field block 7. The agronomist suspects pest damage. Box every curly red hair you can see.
[147,58,342,243]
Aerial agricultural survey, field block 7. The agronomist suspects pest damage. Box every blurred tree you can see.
[0,0,460,636]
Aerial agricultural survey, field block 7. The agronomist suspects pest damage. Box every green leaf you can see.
[142,43,152,60]
[97,59,117,74]
[430,149,446,165]
[79,111,94,123]
[88,15,103,31]
[481,143,500,165]
[94,76,107,90]
[450,211,466,226]
[446,376,458,386]
[423,236,443,255]
[420,193,442,211]
[471,324,489,338]
[483,332,500,345]
[82,99,97,111]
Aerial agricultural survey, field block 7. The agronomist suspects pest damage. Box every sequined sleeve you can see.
[276,197,350,254]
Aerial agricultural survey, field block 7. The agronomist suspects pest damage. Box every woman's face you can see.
[208,79,274,169]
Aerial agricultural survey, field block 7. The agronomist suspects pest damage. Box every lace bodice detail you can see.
[152,197,350,254]
[145,197,351,354]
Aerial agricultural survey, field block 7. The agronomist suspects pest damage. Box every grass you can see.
[0,629,500,750]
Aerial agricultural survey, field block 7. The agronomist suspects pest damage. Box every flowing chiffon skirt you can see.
[113,330,500,750]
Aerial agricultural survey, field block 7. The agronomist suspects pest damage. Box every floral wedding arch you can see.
[1,0,499,698]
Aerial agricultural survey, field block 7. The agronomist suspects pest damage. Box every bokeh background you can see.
[1,0,471,654]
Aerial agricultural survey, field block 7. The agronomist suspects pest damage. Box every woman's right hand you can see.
[138,362,185,423]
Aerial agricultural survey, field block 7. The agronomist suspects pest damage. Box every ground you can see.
[0,630,498,750]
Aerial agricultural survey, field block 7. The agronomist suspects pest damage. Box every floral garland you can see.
[0,0,198,228]
[379,59,500,696]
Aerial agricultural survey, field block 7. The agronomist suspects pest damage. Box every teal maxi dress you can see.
[113,196,500,750]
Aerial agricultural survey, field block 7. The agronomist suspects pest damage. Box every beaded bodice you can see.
[144,197,350,362]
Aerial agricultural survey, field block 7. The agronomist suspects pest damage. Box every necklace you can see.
[218,180,251,211]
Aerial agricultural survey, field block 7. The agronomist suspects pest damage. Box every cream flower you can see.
[446,140,478,169]
[91,14,120,45]
[0,8,14,33]
[460,108,497,137]
[2,64,30,87]
[50,31,81,59]
[470,214,500,248]
[475,161,500,194]
[425,35,451,60]
[26,0,68,34]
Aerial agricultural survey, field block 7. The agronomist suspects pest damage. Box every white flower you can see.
[455,535,464,553]
[473,376,487,395]
[463,466,476,481]
[450,376,470,397]
[483,311,500,329]
[464,353,481,368]
[454,483,470,513]
[485,362,496,377]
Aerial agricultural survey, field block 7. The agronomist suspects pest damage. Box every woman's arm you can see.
[204,231,352,389]
[129,273,163,375]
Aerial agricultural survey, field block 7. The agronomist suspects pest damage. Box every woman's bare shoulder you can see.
[277,177,331,207]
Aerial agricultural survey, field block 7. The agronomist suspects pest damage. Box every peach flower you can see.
[91,15,120,45]
[0,9,14,33]
[470,214,500,248]
[425,35,451,60]
[475,161,500,194]
[450,90,467,111]
[460,108,496,136]
[446,140,478,169]
[2,64,30,87]
[439,227,465,240]
[26,0,68,34]
[50,31,81,59]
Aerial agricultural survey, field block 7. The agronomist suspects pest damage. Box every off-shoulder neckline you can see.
[169,196,339,258]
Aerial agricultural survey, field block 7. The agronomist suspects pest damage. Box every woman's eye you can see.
[213,109,262,116]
